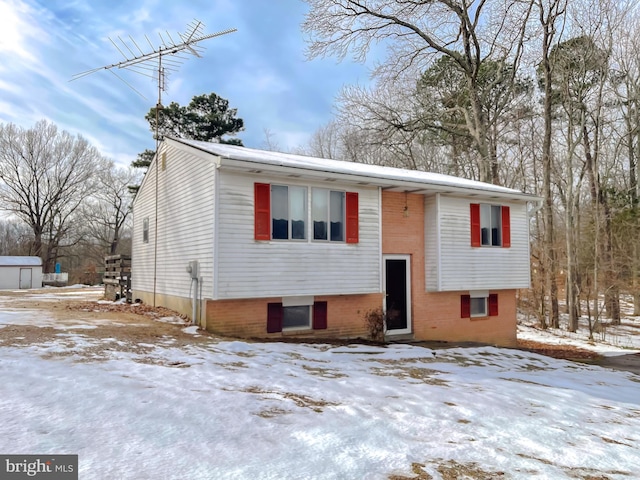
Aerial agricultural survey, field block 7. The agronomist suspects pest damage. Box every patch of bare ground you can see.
[390,458,633,480]
[0,296,216,360]
[389,460,506,480]
[516,339,602,360]
[221,386,339,415]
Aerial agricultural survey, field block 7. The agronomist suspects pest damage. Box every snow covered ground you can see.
[1,288,640,479]
[518,296,640,354]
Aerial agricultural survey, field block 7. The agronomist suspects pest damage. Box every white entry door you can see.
[19,268,32,289]
[383,255,412,335]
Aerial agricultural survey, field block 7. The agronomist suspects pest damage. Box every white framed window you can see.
[480,204,502,246]
[271,185,307,240]
[283,305,311,330]
[142,217,149,244]
[267,297,328,333]
[312,188,345,242]
[470,296,487,317]
[255,182,359,244]
[461,291,499,318]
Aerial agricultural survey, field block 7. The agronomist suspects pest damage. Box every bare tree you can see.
[610,6,640,315]
[305,120,344,159]
[0,219,32,256]
[0,120,100,272]
[535,0,567,328]
[83,161,139,256]
[303,0,534,184]
[261,128,282,152]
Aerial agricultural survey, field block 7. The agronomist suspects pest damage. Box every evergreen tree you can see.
[133,92,244,170]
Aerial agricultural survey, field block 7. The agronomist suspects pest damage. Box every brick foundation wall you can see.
[205,293,384,339]
[382,191,517,347]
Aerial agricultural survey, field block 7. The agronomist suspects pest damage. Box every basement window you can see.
[283,305,311,330]
[461,292,499,318]
[470,296,487,317]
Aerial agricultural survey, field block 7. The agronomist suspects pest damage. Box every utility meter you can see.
[186,260,199,279]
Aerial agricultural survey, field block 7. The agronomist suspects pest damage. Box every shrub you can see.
[363,308,386,342]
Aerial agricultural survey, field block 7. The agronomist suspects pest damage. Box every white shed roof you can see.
[168,138,539,203]
[0,256,42,267]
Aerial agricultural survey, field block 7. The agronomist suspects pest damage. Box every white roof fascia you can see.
[170,137,541,203]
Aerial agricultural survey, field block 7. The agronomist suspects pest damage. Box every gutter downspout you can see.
[192,276,198,326]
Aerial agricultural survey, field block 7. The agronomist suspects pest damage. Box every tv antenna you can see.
[72,19,236,142]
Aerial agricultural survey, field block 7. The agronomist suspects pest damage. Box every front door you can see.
[19,268,32,289]
[383,255,411,335]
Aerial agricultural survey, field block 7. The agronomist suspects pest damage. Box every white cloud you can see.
[0,0,43,62]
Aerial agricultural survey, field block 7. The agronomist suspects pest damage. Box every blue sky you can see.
[0,0,372,167]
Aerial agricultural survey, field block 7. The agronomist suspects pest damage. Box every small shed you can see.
[0,256,43,290]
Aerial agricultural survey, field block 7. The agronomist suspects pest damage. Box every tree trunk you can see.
[635,242,640,316]
[541,21,559,329]
[583,123,621,324]
[109,221,121,255]
[602,198,621,324]
[631,100,640,315]
[566,159,579,332]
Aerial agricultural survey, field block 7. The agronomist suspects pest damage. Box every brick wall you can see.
[382,191,517,347]
[205,293,384,339]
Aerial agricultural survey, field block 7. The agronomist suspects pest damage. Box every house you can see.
[131,138,540,347]
[0,256,43,290]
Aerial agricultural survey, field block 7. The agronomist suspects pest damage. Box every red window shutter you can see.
[312,301,328,330]
[461,295,471,318]
[254,183,271,240]
[501,206,511,248]
[346,192,359,244]
[470,203,481,247]
[489,294,499,316]
[267,303,283,333]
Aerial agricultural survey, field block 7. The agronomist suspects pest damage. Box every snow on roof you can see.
[0,256,42,267]
[171,138,539,201]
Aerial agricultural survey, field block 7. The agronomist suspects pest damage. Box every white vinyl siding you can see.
[0,266,42,290]
[132,143,216,298]
[215,170,380,299]
[425,195,530,291]
[424,195,439,291]
[131,155,158,294]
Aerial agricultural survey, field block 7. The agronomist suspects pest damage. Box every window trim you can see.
[267,300,328,333]
[470,296,487,317]
[461,293,499,319]
[255,182,359,244]
[282,305,312,330]
[312,188,346,243]
[271,184,308,241]
[470,203,510,248]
